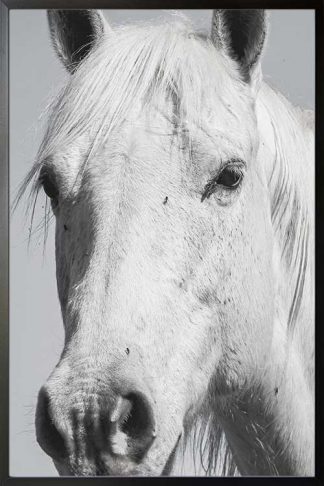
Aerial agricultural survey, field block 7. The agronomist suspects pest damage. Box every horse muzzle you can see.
[35,379,158,475]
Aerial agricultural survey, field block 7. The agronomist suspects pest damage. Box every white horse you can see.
[19,9,314,476]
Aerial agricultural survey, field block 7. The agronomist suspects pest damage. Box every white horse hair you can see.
[17,10,314,477]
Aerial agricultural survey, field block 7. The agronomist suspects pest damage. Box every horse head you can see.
[33,10,313,476]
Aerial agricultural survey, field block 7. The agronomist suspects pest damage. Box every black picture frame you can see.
[1,1,323,485]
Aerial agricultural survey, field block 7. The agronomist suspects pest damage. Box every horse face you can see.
[36,10,272,476]
[36,100,275,475]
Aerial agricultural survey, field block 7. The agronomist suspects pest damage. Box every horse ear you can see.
[211,9,267,85]
[47,9,109,73]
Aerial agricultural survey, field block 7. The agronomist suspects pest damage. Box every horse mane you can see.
[260,83,313,336]
[14,17,313,476]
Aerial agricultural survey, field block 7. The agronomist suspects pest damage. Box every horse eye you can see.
[216,166,242,189]
[201,163,244,202]
[39,171,59,203]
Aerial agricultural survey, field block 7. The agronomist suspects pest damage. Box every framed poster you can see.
[1,1,322,484]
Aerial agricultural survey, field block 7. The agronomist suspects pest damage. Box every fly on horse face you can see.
[20,9,314,476]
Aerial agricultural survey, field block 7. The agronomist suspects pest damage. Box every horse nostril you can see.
[35,387,67,461]
[109,392,156,460]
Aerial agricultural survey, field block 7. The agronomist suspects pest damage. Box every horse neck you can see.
[266,82,314,473]
[219,83,315,476]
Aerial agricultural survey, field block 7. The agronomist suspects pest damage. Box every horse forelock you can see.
[36,20,250,167]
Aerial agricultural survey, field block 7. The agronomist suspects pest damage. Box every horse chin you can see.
[54,460,168,477]
[53,436,182,477]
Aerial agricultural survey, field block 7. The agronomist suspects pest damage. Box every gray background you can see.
[10,9,314,477]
